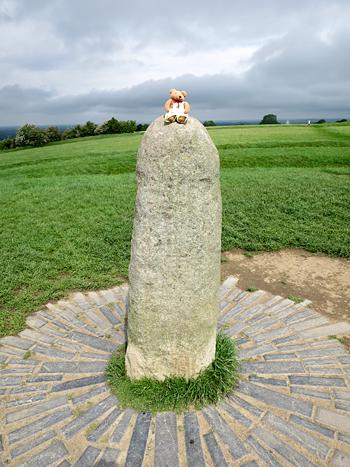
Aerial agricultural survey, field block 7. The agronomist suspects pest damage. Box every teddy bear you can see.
[164,88,190,124]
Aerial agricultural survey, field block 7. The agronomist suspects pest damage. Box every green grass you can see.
[0,122,350,336]
[106,333,239,413]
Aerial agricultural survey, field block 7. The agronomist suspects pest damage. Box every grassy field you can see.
[1,122,350,336]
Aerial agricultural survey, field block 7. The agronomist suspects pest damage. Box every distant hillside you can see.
[0,125,71,140]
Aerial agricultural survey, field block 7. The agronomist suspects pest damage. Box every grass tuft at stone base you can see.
[106,333,239,413]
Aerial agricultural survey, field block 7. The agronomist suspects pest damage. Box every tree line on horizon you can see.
[0,118,150,151]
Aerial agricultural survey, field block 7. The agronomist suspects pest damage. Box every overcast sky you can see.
[0,0,349,125]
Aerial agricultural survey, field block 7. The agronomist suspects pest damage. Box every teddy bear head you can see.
[169,88,188,102]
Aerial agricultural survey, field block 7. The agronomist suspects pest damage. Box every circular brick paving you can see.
[1,276,350,466]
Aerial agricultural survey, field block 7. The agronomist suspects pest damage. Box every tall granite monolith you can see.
[125,116,222,380]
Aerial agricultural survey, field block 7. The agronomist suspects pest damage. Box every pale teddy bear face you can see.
[169,88,188,102]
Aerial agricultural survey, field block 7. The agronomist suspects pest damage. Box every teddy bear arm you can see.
[164,99,172,112]
[184,102,190,114]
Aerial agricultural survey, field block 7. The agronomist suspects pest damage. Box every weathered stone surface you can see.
[126,116,221,380]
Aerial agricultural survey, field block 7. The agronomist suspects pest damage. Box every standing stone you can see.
[125,116,221,380]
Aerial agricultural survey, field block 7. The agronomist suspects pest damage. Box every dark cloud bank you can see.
[0,0,349,124]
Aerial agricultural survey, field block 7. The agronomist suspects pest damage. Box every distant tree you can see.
[136,123,149,132]
[336,118,347,123]
[96,117,136,135]
[0,137,16,150]
[203,120,216,127]
[316,119,326,124]
[15,124,48,147]
[260,114,280,124]
[46,126,62,142]
[80,121,97,137]
[62,127,78,139]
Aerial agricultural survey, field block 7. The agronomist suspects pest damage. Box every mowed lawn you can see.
[1,123,350,336]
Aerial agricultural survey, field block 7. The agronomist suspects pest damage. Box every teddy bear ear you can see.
[181,90,188,97]
[169,88,176,94]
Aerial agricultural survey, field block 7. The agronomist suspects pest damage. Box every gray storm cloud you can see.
[0,0,349,124]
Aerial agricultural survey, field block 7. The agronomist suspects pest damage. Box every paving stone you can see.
[241,462,259,467]
[41,361,106,373]
[203,432,228,467]
[33,346,75,360]
[155,412,179,467]
[300,322,350,339]
[290,317,329,332]
[9,407,72,443]
[99,306,121,325]
[254,328,290,344]
[1,336,34,350]
[71,331,115,352]
[202,406,247,460]
[240,344,275,359]
[316,407,350,434]
[238,382,313,416]
[6,394,46,407]
[20,329,55,344]
[96,448,120,466]
[27,374,63,383]
[220,400,252,428]
[26,317,46,328]
[218,304,243,324]
[86,309,111,330]
[19,441,68,467]
[304,358,338,366]
[9,383,49,394]
[298,347,347,358]
[87,408,122,441]
[251,426,316,467]
[264,352,297,360]
[248,376,287,387]
[290,414,334,438]
[63,395,117,438]
[246,435,283,467]
[309,367,342,375]
[6,396,68,423]
[273,335,299,345]
[57,461,70,467]
[80,352,109,360]
[110,302,125,319]
[228,394,263,418]
[8,358,37,366]
[284,309,315,324]
[0,376,22,387]
[291,386,332,400]
[335,402,350,412]
[339,356,350,365]
[10,430,56,458]
[245,317,277,335]
[334,390,350,401]
[0,435,2,451]
[241,360,305,374]
[332,450,350,466]
[235,337,250,346]
[72,385,107,405]
[124,412,152,467]
[52,374,106,392]
[111,408,134,443]
[289,375,346,387]
[184,412,205,467]
[75,446,101,467]
[338,433,350,445]
[264,413,329,459]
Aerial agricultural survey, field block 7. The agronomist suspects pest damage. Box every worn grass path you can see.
[0,123,350,336]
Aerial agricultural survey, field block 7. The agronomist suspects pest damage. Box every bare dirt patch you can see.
[221,248,350,322]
